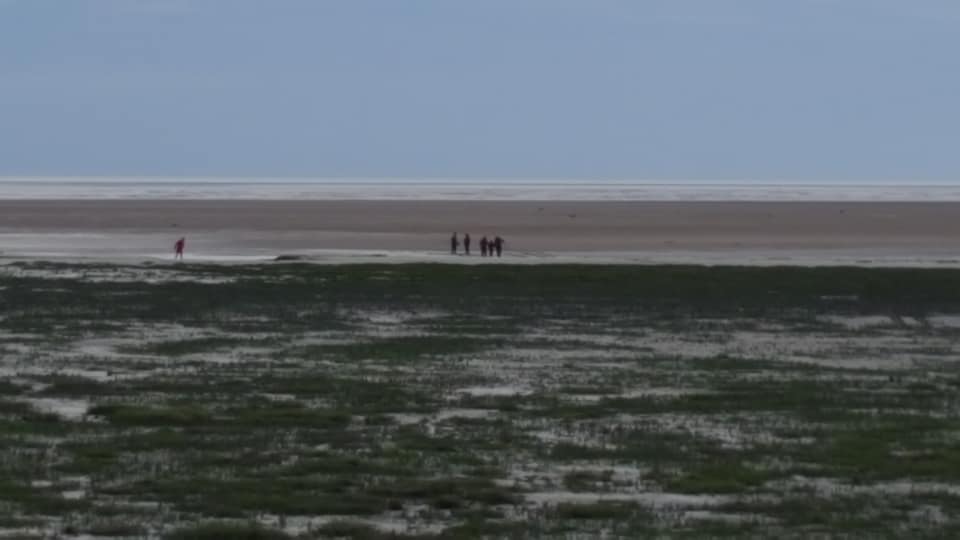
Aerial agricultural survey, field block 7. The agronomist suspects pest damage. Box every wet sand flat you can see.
[3,263,960,537]
[2,200,960,255]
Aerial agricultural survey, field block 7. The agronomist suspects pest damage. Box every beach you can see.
[1,199,960,265]
[4,195,960,537]
[3,262,960,538]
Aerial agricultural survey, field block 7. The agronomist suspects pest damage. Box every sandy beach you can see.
[1,199,960,265]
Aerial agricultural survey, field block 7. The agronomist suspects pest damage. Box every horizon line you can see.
[1,176,959,186]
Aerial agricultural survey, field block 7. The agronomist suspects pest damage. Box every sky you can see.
[1,0,959,181]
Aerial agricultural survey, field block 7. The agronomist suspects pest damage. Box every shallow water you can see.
[2,178,960,201]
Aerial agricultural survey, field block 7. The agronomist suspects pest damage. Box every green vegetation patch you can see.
[164,522,292,540]
[3,263,960,537]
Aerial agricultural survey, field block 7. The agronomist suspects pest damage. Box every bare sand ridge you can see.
[1,200,959,263]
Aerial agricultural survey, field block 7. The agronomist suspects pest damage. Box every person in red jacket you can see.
[174,237,185,260]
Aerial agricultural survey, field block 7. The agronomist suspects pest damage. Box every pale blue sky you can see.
[2,1,959,180]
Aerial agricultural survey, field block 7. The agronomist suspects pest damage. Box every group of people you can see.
[172,234,506,260]
[450,232,504,257]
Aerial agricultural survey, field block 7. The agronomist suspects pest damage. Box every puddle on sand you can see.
[456,385,532,397]
[19,397,90,420]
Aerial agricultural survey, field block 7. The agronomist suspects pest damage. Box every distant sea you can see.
[1,178,959,201]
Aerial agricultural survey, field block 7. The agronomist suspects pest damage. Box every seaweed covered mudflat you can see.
[1,262,960,539]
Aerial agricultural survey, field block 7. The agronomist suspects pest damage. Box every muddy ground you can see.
[1,262,959,539]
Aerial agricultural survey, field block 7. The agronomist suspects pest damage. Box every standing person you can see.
[174,237,185,260]
[450,232,459,255]
[494,236,504,257]
[463,233,471,256]
[480,236,488,257]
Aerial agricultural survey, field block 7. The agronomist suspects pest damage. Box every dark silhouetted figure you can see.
[174,237,185,260]
[479,236,488,257]
[463,233,471,255]
[450,232,459,255]
[494,236,504,257]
